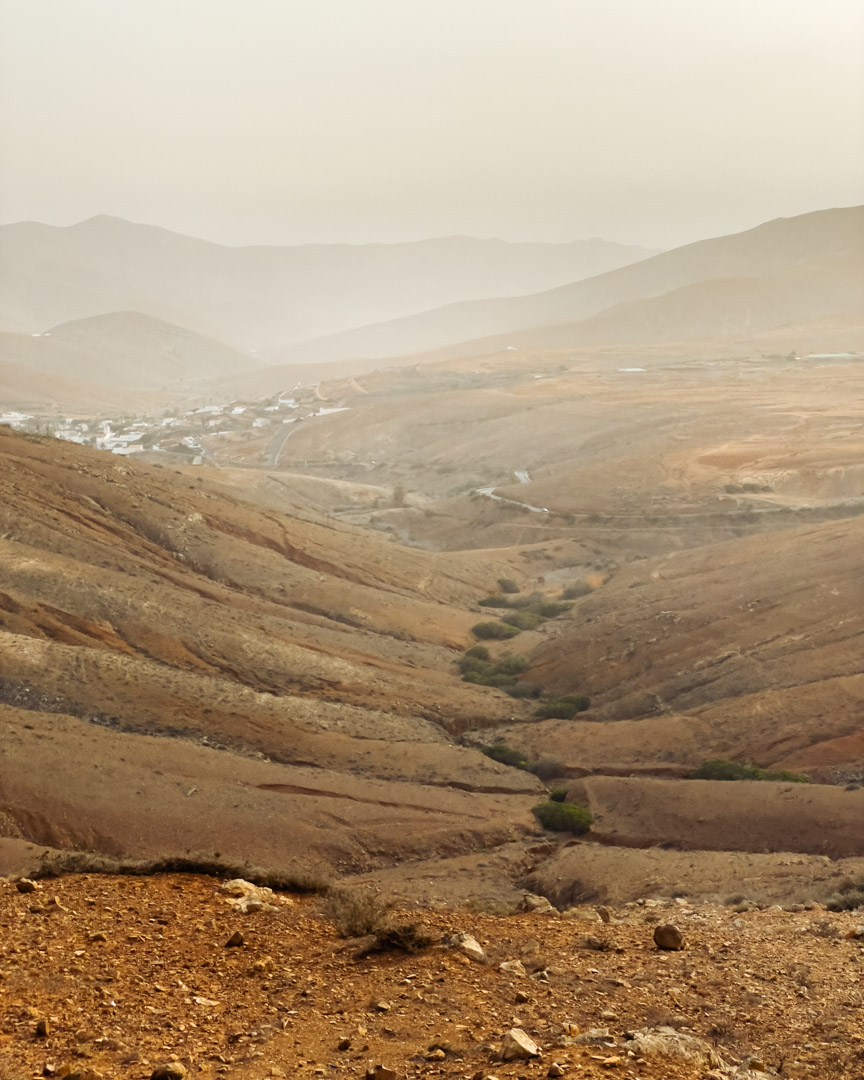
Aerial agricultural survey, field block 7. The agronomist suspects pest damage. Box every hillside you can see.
[0,215,656,350]
[0,311,259,395]
[484,516,864,782]
[0,427,552,879]
[259,204,864,369]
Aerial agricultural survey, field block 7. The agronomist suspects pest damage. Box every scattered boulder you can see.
[653,923,684,950]
[150,1065,187,1080]
[365,1066,398,1080]
[562,907,602,923]
[626,1027,722,1068]
[225,931,245,947]
[337,1037,351,1050]
[547,1065,566,1078]
[500,1028,541,1061]
[521,893,557,915]
[219,879,283,914]
[35,1019,50,1038]
[571,1028,614,1046]
[16,879,39,894]
[498,960,527,977]
[454,932,487,964]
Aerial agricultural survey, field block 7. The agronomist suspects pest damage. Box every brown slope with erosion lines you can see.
[483,516,864,779]
[0,427,546,871]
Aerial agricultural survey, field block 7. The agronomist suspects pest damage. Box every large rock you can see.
[521,892,557,915]
[500,1028,541,1060]
[626,1027,722,1068]
[454,932,487,963]
[653,923,684,950]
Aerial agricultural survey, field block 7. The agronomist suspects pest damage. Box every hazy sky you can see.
[1,0,862,249]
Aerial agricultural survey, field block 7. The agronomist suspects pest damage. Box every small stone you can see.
[88,932,108,943]
[596,906,612,923]
[547,1066,565,1078]
[455,932,487,963]
[499,960,527,977]
[521,893,556,915]
[16,878,39,893]
[373,1000,391,1012]
[35,1018,51,1038]
[224,931,245,947]
[338,1037,351,1050]
[653,923,684,950]
[365,1066,398,1080]
[515,990,530,1004]
[500,1028,541,1061]
[425,1048,446,1060]
[151,1064,187,1080]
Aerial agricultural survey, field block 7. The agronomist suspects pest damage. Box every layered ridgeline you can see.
[0,215,656,350]
[259,204,864,371]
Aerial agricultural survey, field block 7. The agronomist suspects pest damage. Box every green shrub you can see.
[458,654,493,675]
[497,578,520,594]
[509,591,545,609]
[478,595,514,608]
[689,759,810,783]
[548,787,568,802]
[493,654,530,676]
[472,621,521,640]
[501,610,544,631]
[464,645,490,660]
[561,583,592,600]
[534,601,574,618]
[533,801,592,835]
[481,744,528,769]
[826,877,864,912]
[535,695,591,719]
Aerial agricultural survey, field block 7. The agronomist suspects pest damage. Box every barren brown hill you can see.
[484,516,863,780]
[0,311,259,396]
[0,427,553,876]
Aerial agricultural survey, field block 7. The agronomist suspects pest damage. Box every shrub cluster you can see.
[480,745,566,780]
[535,695,591,719]
[460,652,541,698]
[471,621,521,640]
[826,877,864,912]
[533,800,592,835]
[689,759,810,783]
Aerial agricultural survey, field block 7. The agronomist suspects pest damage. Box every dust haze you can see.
[1,3,864,1079]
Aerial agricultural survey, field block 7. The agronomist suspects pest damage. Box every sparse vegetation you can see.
[533,800,592,835]
[480,743,528,769]
[690,759,810,783]
[500,610,544,630]
[497,578,520,594]
[323,886,435,954]
[471,621,520,640]
[535,695,591,719]
[825,876,864,911]
[323,886,393,937]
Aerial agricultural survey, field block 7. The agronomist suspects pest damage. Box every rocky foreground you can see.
[1,874,863,1080]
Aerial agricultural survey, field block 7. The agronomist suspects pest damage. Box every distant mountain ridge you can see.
[263,204,863,367]
[0,215,658,350]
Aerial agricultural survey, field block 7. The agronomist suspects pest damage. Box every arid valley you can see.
[0,190,862,1080]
